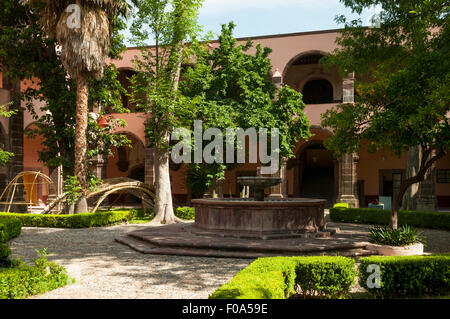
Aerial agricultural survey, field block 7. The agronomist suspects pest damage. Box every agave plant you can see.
[368,224,426,246]
[20,0,129,213]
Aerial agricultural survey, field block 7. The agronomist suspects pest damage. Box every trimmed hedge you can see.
[359,254,450,298]
[0,217,22,243]
[210,256,356,299]
[330,207,450,230]
[175,207,195,220]
[0,210,134,229]
[0,254,68,299]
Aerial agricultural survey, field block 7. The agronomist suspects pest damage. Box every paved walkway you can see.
[8,222,450,299]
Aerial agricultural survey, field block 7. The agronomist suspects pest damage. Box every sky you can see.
[122,0,380,46]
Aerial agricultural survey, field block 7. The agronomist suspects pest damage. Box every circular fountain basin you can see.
[237,176,282,201]
[191,198,327,239]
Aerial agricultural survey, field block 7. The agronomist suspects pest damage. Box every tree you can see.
[321,0,450,229]
[179,22,311,198]
[0,0,130,209]
[129,0,203,224]
[21,0,129,213]
[0,105,15,166]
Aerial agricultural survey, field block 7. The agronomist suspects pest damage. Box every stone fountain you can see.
[191,175,327,239]
[117,176,372,258]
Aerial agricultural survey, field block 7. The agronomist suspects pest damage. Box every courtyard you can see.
[8,211,450,299]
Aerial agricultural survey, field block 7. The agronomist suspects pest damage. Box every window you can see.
[302,79,334,104]
[379,170,404,197]
[437,169,450,183]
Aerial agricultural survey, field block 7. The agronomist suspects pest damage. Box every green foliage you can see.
[0,210,134,229]
[63,176,83,205]
[130,0,204,147]
[0,217,22,243]
[0,248,68,299]
[0,243,11,258]
[210,256,356,299]
[175,207,195,220]
[322,0,449,157]
[321,0,449,228]
[359,254,450,298]
[0,104,16,166]
[179,23,310,195]
[0,0,130,176]
[294,256,356,299]
[333,202,349,208]
[368,224,425,246]
[209,257,297,299]
[330,207,450,230]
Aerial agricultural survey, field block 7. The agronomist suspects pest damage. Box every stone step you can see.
[117,234,378,259]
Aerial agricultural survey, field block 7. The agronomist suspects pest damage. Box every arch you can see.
[282,50,330,79]
[117,68,137,112]
[301,79,334,104]
[0,122,7,150]
[294,140,336,206]
[24,121,40,132]
[115,129,145,147]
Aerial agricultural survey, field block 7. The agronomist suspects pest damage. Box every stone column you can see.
[266,69,287,199]
[416,149,438,211]
[7,79,25,212]
[267,158,288,199]
[90,155,107,180]
[335,73,359,207]
[336,153,360,208]
[402,146,438,211]
[342,73,355,104]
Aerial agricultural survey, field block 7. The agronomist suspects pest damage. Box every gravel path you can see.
[9,223,251,299]
[8,221,450,299]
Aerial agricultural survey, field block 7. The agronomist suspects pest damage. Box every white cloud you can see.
[199,0,340,14]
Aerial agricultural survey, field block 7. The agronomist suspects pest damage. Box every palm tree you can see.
[21,0,128,213]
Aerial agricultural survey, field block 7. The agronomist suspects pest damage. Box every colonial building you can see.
[1,29,449,209]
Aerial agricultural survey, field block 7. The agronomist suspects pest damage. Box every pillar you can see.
[336,153,360,208]
[90,154,107,180]
[7,79,25,212]
[335,73,359,208]
[416,149,438,211]
[266,69,287,198]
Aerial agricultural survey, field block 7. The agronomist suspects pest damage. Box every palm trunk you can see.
[74,71,89,213]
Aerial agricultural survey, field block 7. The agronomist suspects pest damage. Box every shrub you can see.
[0,217,22,243]
[295,256,356,299]
[368,225,425,246]
[175,207,195,220]
[359,255,450,298]
[209,257,297,299]
[330,207,450,230]
[0,249,69,299]
[333,203,349,209]
[210,256,356,299]
[0,243,11,258]
[0,210,134,229]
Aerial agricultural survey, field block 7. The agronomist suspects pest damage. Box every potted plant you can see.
[366,225,425,256]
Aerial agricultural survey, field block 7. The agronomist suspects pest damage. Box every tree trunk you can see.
[74,71,89,214]
[401,146,420,211]
[389,147,445,230]
[152,132,178,224]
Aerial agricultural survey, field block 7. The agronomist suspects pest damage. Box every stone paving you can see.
[116,222,373,258]
[7,219,450,299]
